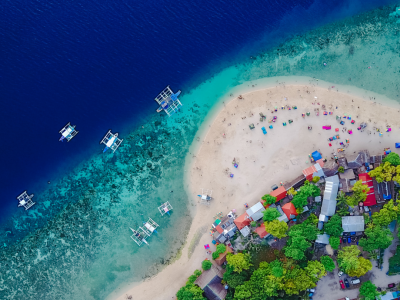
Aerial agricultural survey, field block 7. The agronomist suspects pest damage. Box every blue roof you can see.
[312,151,322,161]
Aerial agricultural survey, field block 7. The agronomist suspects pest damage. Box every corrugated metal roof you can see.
[342,216,365,232]
[315,233,330,244]
[246,202,265,221]
[321,175,339,216]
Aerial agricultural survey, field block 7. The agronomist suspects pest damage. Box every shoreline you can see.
[108,77,400,300]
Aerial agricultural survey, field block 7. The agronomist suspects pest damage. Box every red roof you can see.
[255,223,269,238]
[303,165,317,181]
[282,202,298,219]
[358,173,376,206]
[234,212,251,230]
[215,225,223,234]
[270,186,287,201]
[316,159,325,167]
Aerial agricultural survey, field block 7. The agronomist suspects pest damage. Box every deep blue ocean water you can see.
[1,0,396,221]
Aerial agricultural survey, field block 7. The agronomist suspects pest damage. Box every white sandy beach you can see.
[109,82,400,300]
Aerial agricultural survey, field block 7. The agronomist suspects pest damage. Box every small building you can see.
[321,175,339,216]
[240,226,251,237]
[246,202,265,222]
[213,216,237,243]
[283,174,307,190]
[234,213,251,230]
[255,223,270,238]
[342,216,365,232]
[270,186,287,202]
[194,264,227,300]
[337,157,348,170]
[358,173,377,206]
[282,202,298,220]
[339,169,355,180]
[276,205,289,222]
[347,150,370,169]
[302,160,325,181]
[315,233,330,245]
[378,291,400,300]
[340,179,352,193]
[322,160,339,177]
[214,247,233,266]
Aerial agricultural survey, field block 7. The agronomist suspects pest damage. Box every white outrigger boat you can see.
[100,130,123,153]
[17,191,35,210]
[155,86,182,117]
[158,201,173,216]
[142,218,159,235]
[130,227,149,246]
[59,122,78,142]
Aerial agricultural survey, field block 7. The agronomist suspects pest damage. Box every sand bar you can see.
[109,83,400,300]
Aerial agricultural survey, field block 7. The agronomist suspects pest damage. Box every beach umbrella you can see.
[386,128,392,132]
[204,244,210,249]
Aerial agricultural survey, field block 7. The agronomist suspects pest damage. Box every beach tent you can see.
[396,143,400,148]
[282,202,298,220]
[312,151,322,161]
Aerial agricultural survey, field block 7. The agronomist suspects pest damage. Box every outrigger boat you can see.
[130,227,149,246]
[158,201,173,216]
[142,218,159,235]
[59,122,78,142]
[155,86,182,117]
[17,191,35,210]
[100,130,123,153]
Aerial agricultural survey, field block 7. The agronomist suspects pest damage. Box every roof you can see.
[315,233,330,244]
[314,163,325,178]
[316,159,325,168]
[321,175,339,216]
[277,205,289,222]
[340,178,351,193]
[282,202,298,219]
[339,169,355,180]
[240,226,251,237]
[303,165,317,180]
[283,174,306,190]
[204,283,227,300]
[342,216,365,232]
[255,223,270,238]
[270,186,287,201]
[337,157,348,169]
[322,160,339,177]
[246,202,265,221]
[359,173,377,206]
[194,264,225,289]
[234,212,251,230]
[347,150,369,169]
[215,225,223,234]
[214,247,233,265]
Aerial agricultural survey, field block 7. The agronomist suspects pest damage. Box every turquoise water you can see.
[2,4,400,300]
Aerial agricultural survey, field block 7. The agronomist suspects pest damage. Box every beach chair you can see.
[351,120,355,124]
[288,119,293,124]
[306,112,310,116]
[340,121,345,125]
[302,113,305,118]
[283,122,287,126]
[292,106,297,110]
[261,127,267,135]
[269,125,273,129]
[249,124,255,130]
[348,130,353,134]
[323,111,328,115]
[346,139,350,143]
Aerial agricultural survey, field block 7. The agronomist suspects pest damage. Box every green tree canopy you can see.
[264,219,288,239]
[177,282,205,300]
[338,166,345,173]
[312,176,320,183]
[372,200,399,227]
[289,222,319,241]
[346,180,370,206]
[337,245,372,277]
[285,235,311,260]
[270,259,284,278]
[263,207,280,222]
[359,224,393,253]
[291,181,320,208]
[261,194,277,205]
[202,260,212,270]
[324,214,343,237]
[369,161,398,183]
[320,256,336,272]
[223,264,251,289]
[383,152,400,166]
[226,253,253,274]
[359,280,380,300]
[292,193,308,209]
[329,236,340,250]
[303,213,319,225]
[282,267,316,295]
[336,192,350,216]
[305,260,327,282]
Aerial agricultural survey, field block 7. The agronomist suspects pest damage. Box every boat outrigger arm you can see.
[155,86,182,116]
[103,134,117,153]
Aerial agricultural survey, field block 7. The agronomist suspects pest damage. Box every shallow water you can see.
[2,2,400,300]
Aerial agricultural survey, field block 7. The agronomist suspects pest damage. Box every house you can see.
[213,215,238,244]
[358,173,377,206]
[246,202,265,222]
[194,264,227,300]
[321,175,339,216]
[240,226,251,237]
[302,160,325,181]
[347,150,370,169]
[322,160,339,177]
[234,213,251,230]
[214,247,233,266]
[282,202,298,220]
[340,179,352,193]
[283,174,307,191]
[339,169,355,180]
[337,156,348,169]
[270,186,287,202]
[342,216,365,232]
[276,205,289,222]
[315,233,330,245]
[255,223,270,238]
[378,291,400,300]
